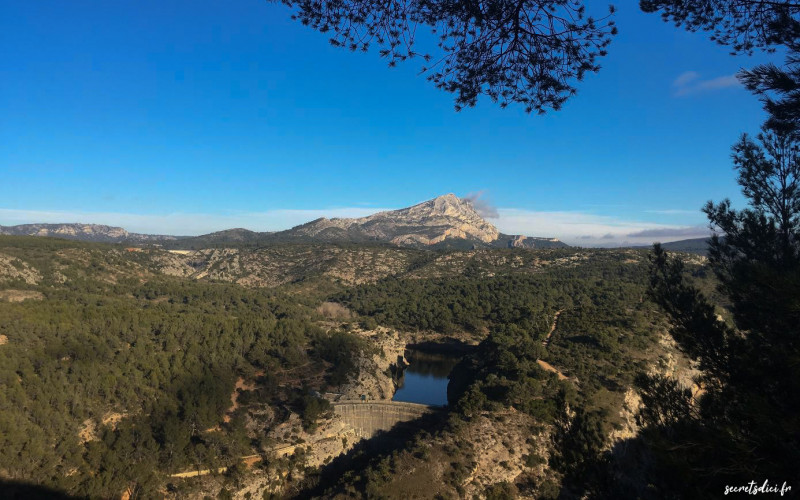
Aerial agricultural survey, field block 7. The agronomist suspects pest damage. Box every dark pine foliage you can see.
[640,123,800,497]
[640,0,800,53]
[272,0,617,113]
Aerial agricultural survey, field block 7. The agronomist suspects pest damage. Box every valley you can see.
[0,222,707,498]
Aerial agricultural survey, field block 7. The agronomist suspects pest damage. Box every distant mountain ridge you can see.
[0,194,568,249]
[629,237,716,255]
[276,194,566,249]
[0,223,178,243]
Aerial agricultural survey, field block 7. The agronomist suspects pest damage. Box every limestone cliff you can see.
[285,194,501,246]
[335,327,407,401]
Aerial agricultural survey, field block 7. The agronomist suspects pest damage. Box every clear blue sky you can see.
[0,0,781,245]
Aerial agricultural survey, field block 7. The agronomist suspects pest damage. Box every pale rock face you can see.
[0,253,42,285]
[292,194,500,246]
[336,327,407,401]
[506,234,564,248]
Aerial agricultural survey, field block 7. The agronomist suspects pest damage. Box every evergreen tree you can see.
[637,3,800,493]
[640,122,800,497]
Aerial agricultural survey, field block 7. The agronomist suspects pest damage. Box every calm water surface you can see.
[392,349,462,406]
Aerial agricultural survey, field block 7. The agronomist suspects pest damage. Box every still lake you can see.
[391,349,462,407]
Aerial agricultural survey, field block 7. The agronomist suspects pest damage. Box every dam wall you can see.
[332,400,438,439]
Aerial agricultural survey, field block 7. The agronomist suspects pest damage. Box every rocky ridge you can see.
[1,194,567,250]
[288,194,500,246]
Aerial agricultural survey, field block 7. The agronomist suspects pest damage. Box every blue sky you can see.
[0,1,781,245]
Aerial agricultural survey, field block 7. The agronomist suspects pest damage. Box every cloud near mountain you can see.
[492,209,706,246]
[627,225,710,238]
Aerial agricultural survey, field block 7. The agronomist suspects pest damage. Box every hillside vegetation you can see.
[0,235,710,498]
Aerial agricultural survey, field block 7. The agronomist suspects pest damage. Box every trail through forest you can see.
[538,310,570,380]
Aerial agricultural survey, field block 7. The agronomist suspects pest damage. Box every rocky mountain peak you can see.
[1,195,568,250]
[404,193,473,218]
[283,194,500,246]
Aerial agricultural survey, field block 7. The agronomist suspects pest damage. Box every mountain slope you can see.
[276,194,567,249]
[281,194,500,245]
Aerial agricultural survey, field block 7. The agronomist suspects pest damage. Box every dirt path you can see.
[169,465,229,479]
[224,377,257,423]
[218,370,266,425]
[537,310,571,380]
[536,359,569,381]
[541,309,563,348]
[169,454,264,478]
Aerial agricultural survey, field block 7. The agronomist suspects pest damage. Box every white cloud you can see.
[1,206,709,247]
[673,71,699,87]
[645,209,699,215]
[673,71,740,96]
[493,208,708,246]
[627,226,709,238]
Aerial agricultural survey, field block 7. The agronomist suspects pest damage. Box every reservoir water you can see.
[392,349,462,406]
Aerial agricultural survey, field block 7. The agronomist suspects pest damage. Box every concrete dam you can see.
[170,401,442,478]
[332,400,440,439]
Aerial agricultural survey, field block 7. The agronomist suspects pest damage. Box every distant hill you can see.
[1,194,568,250]
[159,228,273,249]
[661,237,714,254]
[0,223,178,244]
[629,237,716,255]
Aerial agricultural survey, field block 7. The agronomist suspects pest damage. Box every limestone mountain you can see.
[498,234,566,249]
[282,194,499,246]
[1,195,568,249]
[277,194,567,249]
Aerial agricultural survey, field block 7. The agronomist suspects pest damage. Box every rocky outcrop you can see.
[336,327,407,401]
[607,332,702,448]
[0,253,42,285]
[499,234,567,249]
[460,409,552,499]
[153,246,416,287]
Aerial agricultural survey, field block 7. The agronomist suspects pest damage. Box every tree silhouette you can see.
[642,1,800,130]
[273,0,617,113]
[740,54,800,130]
[640,0,800,53]
[637,2,800,495]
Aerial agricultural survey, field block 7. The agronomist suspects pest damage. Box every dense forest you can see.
[1,235,702,498]
[0,236,377,497]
